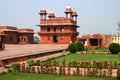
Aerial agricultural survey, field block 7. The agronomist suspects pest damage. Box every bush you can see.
[62,59,66,66]
[109,43,120,54]
[25,67,30,73]
[117,69,120,80]
[0,71,7,75]
[76,42,84,51]
[27,59,35,66]
[11,62,20,74]
[7,68,12,73]
[68,43,78,53]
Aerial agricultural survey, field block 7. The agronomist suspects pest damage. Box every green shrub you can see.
[25,67,30,73]
[62,59,66,66]
[76,42,84,51]
[89,70,98,76]
[68,43,78,53]
[11,62,20,74]
[21,63,25,72]
[7,68,12,73]
[117,69,120,80]
[109,43,120,54]
[0,71,7,75]
[59,67,65,74]
[11,63,20,71]
[27,59,35,66]
[76,67,80,75]
[36,60,41,66]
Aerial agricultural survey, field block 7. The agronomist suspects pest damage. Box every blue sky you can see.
[0,0,120,37]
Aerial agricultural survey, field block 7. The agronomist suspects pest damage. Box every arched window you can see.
[54,27,57,32]
[47,27,50,32]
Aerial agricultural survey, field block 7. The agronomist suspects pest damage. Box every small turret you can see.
[48,11,55,19]
[71,10,78,22]
[64,6,73,19]
[39,7,47,20]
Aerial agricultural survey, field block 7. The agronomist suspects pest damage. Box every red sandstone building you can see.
[37,6,79,44]
[0,26,34,44]
[77,34,112,48]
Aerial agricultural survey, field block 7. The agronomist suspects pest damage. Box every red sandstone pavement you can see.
[0,44,68,60]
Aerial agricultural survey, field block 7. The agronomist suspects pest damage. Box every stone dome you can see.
[71,10,78,16]
[48,11,55,18]
[39,7,47,15]
[65,6,72,13]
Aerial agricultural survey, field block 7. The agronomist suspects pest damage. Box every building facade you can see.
[77,34,112,48]
[37,6,79,44]
[112,34,120,44]
[0,26,34,44]
[18,28,34,44]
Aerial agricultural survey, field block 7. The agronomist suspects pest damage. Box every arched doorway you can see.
[53,35,58,43]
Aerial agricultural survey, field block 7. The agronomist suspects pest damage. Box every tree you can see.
[33,36,39,44]
[117,22,120,28]
[109,43,120,54]
[68,43,78,53]
[76,42,84,51]
[117,22,120,36]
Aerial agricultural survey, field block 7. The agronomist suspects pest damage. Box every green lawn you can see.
[0,72,117,80]
[0,54,119,80]
[87,48,109,52]
[49,54,120,66]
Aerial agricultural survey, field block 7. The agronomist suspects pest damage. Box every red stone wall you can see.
[78,34,113,48]
[101,35,112,48]
[39,25,78,44]
[40,35,71,44]
[5,31,18,44]
[38,10,79,44]
[0,26,34,44]
[19,33,33,44]
[58,35,71,44]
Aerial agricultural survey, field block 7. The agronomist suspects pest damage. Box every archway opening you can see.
[53,35,58,43]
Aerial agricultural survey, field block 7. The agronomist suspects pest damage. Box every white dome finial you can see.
[66,5,71,9]
[49,11,54,13]
[41,7,46,10]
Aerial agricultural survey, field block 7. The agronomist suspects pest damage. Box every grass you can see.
[0,72,117,80]
[49,54,120,66]
[87,48,109,52]
[0,53,119,80]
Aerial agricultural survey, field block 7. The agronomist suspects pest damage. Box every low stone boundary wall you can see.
[20,65,118,77]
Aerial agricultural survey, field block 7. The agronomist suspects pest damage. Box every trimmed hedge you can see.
[76,42,84,51]
[109,43,120,54]
[68,43,78,53]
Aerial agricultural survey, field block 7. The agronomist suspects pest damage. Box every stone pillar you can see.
[40,15,43,20]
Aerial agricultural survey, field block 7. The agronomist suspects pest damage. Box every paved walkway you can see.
[0,44,68,60]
